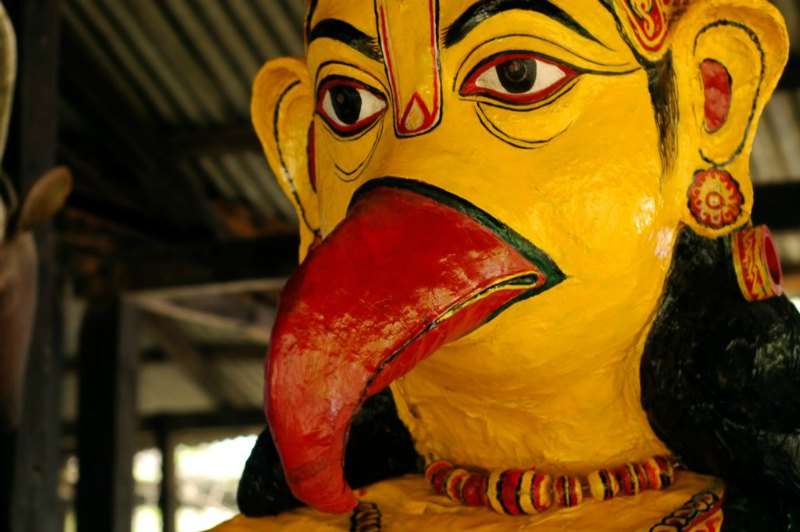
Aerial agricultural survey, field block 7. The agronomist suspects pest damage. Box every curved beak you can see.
[265,178,564,513]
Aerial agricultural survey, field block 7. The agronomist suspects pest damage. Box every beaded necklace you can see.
[425,455,679,516]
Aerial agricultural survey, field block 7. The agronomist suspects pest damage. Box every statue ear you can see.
[252,57,320,259]
[669,0,788,237]
[17,166,72,233]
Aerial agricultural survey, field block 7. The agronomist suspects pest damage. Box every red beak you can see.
[265,179,564,513]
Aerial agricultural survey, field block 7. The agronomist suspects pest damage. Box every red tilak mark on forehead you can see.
[378,0,441,136]
[399,93,435,135]
[622,0,673,53]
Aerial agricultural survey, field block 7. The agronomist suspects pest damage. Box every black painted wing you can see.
[642,229,800,530]
[237,390,420,517]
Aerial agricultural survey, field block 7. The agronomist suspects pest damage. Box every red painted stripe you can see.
[500,470,524,516]
[461,473,485,507]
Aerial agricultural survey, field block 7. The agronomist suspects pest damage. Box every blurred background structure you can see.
[1,1,799,531]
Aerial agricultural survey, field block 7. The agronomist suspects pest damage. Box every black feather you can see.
[642,227,800,527]
[236,390,421,516]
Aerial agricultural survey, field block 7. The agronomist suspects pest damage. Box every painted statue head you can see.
[251,0,790,514]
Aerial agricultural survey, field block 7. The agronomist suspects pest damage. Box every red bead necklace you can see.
[425,456,679,516]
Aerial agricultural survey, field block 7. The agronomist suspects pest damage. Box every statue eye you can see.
[317,77,387,136]
[460,52,578,105]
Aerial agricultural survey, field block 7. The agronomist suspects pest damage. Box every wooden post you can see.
[76,300,139,532]
[156,421,176,532]
[4,1,63,531]
[114,300,140,532]
[76,303,117,532]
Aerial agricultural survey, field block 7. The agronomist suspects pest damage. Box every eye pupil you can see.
[330,86,362,125]
[497,58,536,93]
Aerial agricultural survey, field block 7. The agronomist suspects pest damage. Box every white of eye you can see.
[475,59,567,96]
[321,87,387,129]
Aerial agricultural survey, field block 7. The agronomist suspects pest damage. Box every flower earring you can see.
[687,169,744,231]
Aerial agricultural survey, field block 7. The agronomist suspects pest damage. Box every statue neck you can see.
[390,338,670,473]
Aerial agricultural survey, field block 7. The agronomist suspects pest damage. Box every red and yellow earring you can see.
[687,168,744,231]
[731,225,784,302]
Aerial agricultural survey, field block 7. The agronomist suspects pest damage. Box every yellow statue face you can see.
[257,0,784,378]
[306,0,668,383]
[251,0,788,514]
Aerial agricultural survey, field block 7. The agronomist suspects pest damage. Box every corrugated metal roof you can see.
[63,0,303,125]
[60,0,303,233]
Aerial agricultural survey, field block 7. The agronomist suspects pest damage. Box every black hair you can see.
[237,390,420,517]
[306,0,319,41]
[646,53,679,173]
[642,227,800,530]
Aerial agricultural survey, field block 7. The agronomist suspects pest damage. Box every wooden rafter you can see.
[143,315,253,408]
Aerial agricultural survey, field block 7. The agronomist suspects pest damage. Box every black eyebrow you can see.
[306,0,319,37]
[444,0,606,48]
[308,19,383,62]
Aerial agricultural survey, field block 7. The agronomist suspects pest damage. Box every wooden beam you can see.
[57,143,161,224]
[753,182,800,231]
[137,298,272,345]
[63,409,265,441]
[69,121,264,162]
[140,410,264,433]
[165,123,262,160]
[132,278,285,301]
[63,345,263,373]
[4,1,63,531]
[143,316,252,407]
[63,231,298,300]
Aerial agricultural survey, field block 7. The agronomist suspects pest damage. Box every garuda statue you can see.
[214,0,799,530]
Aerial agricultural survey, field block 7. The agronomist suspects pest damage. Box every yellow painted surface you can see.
[212,472,721,531]
[235,0,789,529]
